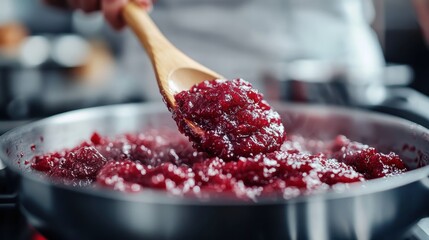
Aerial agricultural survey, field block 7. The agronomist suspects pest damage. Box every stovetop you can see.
[1,207,45,240]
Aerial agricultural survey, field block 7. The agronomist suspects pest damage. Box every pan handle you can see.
[370,87,429,129]
[422,177,429,217]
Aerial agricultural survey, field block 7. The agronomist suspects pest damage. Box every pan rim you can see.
[1,102,429,206]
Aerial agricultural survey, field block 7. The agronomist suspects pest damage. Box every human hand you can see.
[43,0,152,30]
[412,0,429,46]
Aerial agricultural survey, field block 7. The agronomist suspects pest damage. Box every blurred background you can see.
[1,0,429,134]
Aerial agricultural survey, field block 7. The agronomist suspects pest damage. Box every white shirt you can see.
[120,0,384,101]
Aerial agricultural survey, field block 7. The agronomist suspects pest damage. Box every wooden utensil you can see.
[123,2,223,109]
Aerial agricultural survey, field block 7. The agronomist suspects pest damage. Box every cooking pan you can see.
[1,102,429,240]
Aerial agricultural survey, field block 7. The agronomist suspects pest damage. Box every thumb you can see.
[133,0,153,12]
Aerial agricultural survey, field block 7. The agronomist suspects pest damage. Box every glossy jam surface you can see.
[31,131,408,200]
[173,78,286,160]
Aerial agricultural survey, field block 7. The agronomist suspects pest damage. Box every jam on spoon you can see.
[173,78,286,160]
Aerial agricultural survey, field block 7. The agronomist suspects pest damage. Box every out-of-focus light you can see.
[365,84,386,105]
[286,60,340,83]
[51,35,89,67]
[19,36,50,67]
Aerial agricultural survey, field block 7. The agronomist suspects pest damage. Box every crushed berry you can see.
[173,78,286,160]
[30,131,408,200]
[329,135,407,179]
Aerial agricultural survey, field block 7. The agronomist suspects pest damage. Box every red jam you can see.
[29,79,408,199]
[31,131,408,200]
[172,78,286,160]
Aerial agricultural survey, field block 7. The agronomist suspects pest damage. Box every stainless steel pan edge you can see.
[1,102,429,240]
[1,102,429,204]
[370,87,429,129]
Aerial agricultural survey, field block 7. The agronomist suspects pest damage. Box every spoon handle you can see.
[123,2,222,108]
[123,2,185,80]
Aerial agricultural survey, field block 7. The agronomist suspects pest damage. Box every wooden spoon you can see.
[122,2,223,109]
